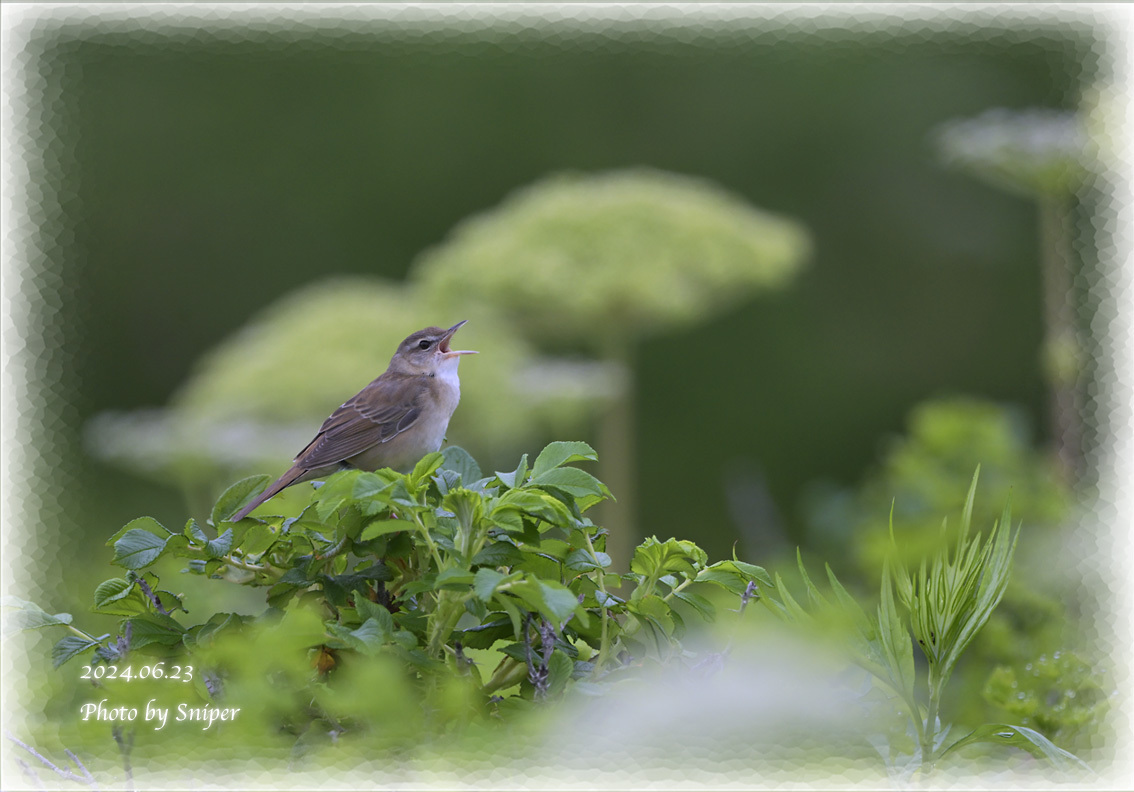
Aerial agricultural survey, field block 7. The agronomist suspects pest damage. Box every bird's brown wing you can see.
[294,375,424,471]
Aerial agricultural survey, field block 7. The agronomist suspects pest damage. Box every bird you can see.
[229,320,477,521]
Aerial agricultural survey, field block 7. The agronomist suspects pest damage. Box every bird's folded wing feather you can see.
[295,376,424,470]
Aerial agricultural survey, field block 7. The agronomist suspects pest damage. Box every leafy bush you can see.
[9,444,1096,784]
[21,443,768,765]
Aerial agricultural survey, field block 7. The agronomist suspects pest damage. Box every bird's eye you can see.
[418,339,432,350]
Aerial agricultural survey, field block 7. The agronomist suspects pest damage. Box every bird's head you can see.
[390,320,478,376]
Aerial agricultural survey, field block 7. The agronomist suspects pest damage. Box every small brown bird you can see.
[229,321,477,521]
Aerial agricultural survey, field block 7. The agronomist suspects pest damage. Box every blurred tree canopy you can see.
[415,168,809,354]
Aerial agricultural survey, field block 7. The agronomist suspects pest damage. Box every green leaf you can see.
[564,548,611,572]
[353,597,395,630]
[531,441,598,480]
[0,597,73,635]
[631,537,704,580]
[106,516,171,547]
[238,523,277,556]
[112,529,170,570]
[126,615,187,649]
[440,445,483,484]
[531,467,610,499]
[672,590,716,621]
[434,567,475,589]
[495,454,529,488]
[472,541,524,567]
[188,612,245,648]
[510,578,581,623]
[353,471,395,500]
[203,528,233,559]
[877,559,916,705]
[347,616,393,652]
[93,579,135,610]
[474,568,506,602]
[443,488,485,534]
[311,469,365,519]
[940,723,1091,772]
[693,568,748,594]
[726,559,776,590]
[409,452,444,486]
[546,650,574,697]
[491,489,571,527]
[52,636,100,668]
[456,618,513,649]
[211,474,274,526]
[960,465,980,539]
[630,594,675,635]
[360,518,416,541]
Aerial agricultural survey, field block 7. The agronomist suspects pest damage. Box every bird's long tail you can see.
[229,465,307,521]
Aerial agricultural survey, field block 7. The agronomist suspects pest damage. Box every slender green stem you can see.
[65,624,102,643]
[409,510,445,571]
[220,555,277,574]
[426,590,466,659]
[660,577,694,603]
[920,670,943,772]
[581,528,612,674]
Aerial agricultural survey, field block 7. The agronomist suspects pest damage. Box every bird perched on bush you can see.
[230,321,476,520]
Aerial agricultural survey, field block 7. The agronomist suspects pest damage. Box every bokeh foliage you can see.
[415,168,810,353]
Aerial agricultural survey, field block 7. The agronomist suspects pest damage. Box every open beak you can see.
[439,320,478,356]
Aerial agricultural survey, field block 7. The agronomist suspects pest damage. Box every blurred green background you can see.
[17,14,1102,605]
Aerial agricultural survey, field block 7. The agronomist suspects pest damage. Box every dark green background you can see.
[23,16,1098,591]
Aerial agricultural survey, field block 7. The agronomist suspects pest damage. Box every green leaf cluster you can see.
[766,469,1090,777]
[34,442,770,747]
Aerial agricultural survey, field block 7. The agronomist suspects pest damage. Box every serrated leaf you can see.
[212,474,274,525]
[545,649,574,697]
[353,597,395,632]
[311,469,365,519]
[360,518,416,541]
[492,488,571,526]
[510,578,581,623]
[348,617,393,652]
[693,568,749,594]
[52,636,99,668]
[409,452,444,486]
[726,559,776,589]
[238,523,277,556]
[0,597,73,635]
[353,471,395,500]
[185,519,207,543]
[126,615,186,649]
[495,454,529,488]
[564,548,611,572]
[203,528,233,559]
[632,537,702,580]
[530,441,597,480]
[878,559,916,704]
[112,529,169,570]
[106,516,171,547]
[440,445,482,484]
[474,568,506,602]
[531,467,610,499]
[672,590,716,621]
[472,541,524,567]
[93,579,135,610]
